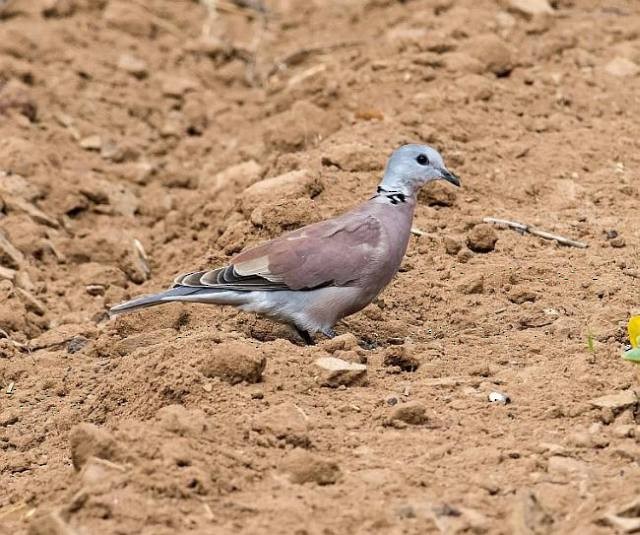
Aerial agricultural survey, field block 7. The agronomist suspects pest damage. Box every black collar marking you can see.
[375,186,406,205]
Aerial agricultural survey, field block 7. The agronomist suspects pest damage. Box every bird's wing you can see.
[173,212,383,292]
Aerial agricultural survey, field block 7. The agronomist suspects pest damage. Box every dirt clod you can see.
[200,341,266,385]
[314,356,367,387]
[252,403,311,448]
[69,423,121,471]
[386,401,429,426]
[383,345,420,372]
[280,449,341,486]
[466,224,498,253]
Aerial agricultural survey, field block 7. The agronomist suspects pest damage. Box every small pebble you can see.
[610,236,625,248]
[488,391,511,405]
[117,53,148,79]
[67,336,89,354]
[605,230,618,240]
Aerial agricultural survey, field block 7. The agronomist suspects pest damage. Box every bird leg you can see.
[294,326,315,346]
[322,328,337,339]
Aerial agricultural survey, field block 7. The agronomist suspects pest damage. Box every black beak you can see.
[439,168,461,187]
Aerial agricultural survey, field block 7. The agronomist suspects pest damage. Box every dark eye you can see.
[416,154,429,166]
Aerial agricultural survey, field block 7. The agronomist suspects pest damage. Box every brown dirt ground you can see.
[2,0,640,533]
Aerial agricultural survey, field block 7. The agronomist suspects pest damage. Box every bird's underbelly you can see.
[237,286,374,333]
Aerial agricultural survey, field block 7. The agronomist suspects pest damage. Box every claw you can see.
[322,328,337,339]
[294,326,315,346]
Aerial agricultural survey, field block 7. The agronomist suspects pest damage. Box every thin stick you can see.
[132,239,151,277]
[268,41,362,77]
[483,217,588,249]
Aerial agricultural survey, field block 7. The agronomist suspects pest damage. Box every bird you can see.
[109,144,460,345]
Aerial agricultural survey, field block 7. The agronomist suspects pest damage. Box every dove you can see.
[109,144,460,344]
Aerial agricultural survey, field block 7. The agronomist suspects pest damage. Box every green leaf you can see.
[623,348,640,363]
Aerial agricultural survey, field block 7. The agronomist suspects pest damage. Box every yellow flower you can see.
[628,316,640,349]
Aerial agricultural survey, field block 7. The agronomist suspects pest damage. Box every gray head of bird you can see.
[379,144,460,196]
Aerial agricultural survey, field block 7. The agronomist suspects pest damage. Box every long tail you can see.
[108,286,248,317]
[108,286,199,317]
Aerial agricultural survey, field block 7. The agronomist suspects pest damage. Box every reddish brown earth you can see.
[2,0,640,533]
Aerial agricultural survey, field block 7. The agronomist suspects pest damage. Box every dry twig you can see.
[268,41,362,77]
[483,217,587,249]
[132,239,151,278]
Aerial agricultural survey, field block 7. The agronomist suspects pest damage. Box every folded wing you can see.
[173,213,382,292]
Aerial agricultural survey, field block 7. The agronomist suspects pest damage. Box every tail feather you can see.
[108,286,204,317]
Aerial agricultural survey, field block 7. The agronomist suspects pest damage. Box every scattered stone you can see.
[386,395,399,406]
[383,345,420,372]
[85,284,105,296]
[489,391,511,405]
[443,236,462,255]
[386,401,428,426]
[589,390,637,411]
[79,135,102,151]
[508,288,538,304]
[465,34,513,76]
[280,449,341,485]
[117,54,148,79]
[200,341,266,385]
[314,356,367,388]
[67,336,89,354]
[321,332,359,353]
[605,57,640,78]
[506,0,553,18]
[610,236,626,248]
[466,224,498,253]
[251,402,311,448]
[518,308,558,329]
[69,423,121,470]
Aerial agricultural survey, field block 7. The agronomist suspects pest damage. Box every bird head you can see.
[379,144,460,196]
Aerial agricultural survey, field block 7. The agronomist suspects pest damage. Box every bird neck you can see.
[372,185,416,206]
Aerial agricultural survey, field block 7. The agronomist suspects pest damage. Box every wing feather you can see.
[171,210,383,292]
